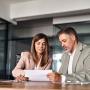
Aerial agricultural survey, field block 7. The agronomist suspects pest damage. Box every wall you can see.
[11,18,53,37]
[0,0,16,24]
[0,1,10,21]
[10,0,90,21]
[0,0,90,23]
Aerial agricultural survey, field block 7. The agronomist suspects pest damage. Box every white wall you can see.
[0,1,10,21]
[10,0,90,21]
[0,0,90,23]
[0,0,16,24]
[53,14,90,25]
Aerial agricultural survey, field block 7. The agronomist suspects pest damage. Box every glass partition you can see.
[7,18,54,79]
[0,19,8,79]
[53,22,90,72]
[1,18,90,80]
[6,20,90,79]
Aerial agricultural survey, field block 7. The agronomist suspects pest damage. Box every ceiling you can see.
[1,0,37,4]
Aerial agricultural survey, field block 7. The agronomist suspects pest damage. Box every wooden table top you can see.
[0,80,90,90]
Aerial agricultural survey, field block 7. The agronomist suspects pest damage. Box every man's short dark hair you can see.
[57,27,78,42]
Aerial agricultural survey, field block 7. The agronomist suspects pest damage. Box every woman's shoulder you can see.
[19,51,33,62]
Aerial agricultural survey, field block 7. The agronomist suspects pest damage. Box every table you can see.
[0,80,90,90]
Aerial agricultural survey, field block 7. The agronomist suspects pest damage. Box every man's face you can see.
[59,33,76,53]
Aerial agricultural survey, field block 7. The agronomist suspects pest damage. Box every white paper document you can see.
[24,70,52,81]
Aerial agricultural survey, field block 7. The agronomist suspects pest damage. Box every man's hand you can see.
[47,72,61,82]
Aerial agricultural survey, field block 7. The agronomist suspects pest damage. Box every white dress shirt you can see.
[61,49,76,83]
[34,56,42,70]
[68,49,76,74]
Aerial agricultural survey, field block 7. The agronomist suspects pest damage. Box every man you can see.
[47,27,90,83]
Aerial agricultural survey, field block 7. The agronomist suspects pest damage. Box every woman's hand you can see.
[15,75,29,82]
[47,72,61,82]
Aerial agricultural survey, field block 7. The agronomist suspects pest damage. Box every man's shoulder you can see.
[84,45,90,52]
[81,43,90,54]
[78,42,90,50]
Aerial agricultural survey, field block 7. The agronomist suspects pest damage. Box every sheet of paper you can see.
[24,70,52,81]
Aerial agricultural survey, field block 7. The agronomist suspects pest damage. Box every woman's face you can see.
[35,38,46,55]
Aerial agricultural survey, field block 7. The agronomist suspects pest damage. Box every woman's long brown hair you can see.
[31,33,49,67]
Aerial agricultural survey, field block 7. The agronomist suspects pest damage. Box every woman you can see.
[12,33,52,81]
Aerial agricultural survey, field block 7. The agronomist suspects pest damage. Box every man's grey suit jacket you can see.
[59,42,90,82]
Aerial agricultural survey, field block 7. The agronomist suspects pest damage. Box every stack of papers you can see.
[24,70,52,81]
